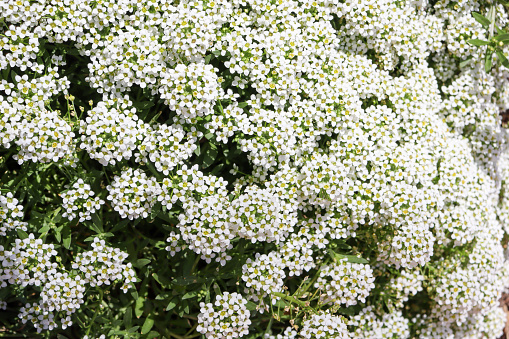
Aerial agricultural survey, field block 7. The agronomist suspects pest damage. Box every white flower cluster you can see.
[106,168,161,220]
[350,306,411,339]
[229,185,296,244]
[241,252,286,306]
[72,237,136,293]
[139,123,199,175]
[79,97,149,166]
[13,108,76,165]
[2,0,509,336]
[61,179,104,222]
[299,311,350,339]
[159,62,223,121]
[0,234,136,332]
[197,292,251,339]
[387,269,425,308]
[314,259,375,307]
[0,192,27,236]
[0,234,78,332]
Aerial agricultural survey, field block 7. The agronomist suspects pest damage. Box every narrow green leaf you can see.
[182,291,198,300]
[17,229,29,240]
[54,225,62,242]
[135,297,144,318]
[496,50,509,68]
[485,51,493,72]
[467,39,490,46]
[166,299,177,311]
[172,275,206,286]
[205,53,214,63]
[459,56,474,68]
[91,213,104,233]
[145,331,160,337]
[141,316,154,334]
[472,12,491,27]
[238,102,248,108]
[493,33,509,42]
[246,301,257,311]
[328,249,369,264]
[127,326,140,333]
[62,227,71,249]
[212,282,221,296]
[135,258,151,268]
[123,307,132,329]
[203,144,218,168]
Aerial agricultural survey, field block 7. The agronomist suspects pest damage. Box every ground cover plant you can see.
[2,0,509,338]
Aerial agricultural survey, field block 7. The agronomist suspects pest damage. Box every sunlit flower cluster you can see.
[61,179,104,222]
[72,237,136,292]
[0,192,27,236]
[197,292,251,339]
[106,168,161,220]
[2,0,509,336]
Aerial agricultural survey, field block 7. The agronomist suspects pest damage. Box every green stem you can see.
[85,289,104,336]
[189,255,200,275]
[300,272,319,295]
[185,323,198,336]
[272,292,318,314]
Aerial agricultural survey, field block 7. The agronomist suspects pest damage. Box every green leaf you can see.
[135,297,145,318]
[485,51,493,72]
[110,218,130,233]
[123,307,132,329]
[54,225,63,242]
[134,101,155,110]
[328,249,369,264]
[203,144,218,168]
[145,331,160,337]
[182,291,198,300]
[172,275,205,286]
[141,316,154,335]
[152,272,172,287]
[459,56,474,68]
[62,227,71,249]
[496,50,509,68]
[205,53,214,63]
[493,33,509,42]
[238,102,248,108]
[467,39,490,46]
[212,282,221,296]
[91,213,104,233]
[135,258,151,268]
[127,326,140,333]
[17,229,28,240]
[166,299,177,311]
[245,301,257,311]
[472,12,491,28]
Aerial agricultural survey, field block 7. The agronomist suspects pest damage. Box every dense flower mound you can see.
[1,0,509,337]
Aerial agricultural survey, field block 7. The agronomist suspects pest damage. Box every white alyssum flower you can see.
[60,179,104,222]
[197,292,251,339]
